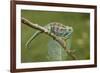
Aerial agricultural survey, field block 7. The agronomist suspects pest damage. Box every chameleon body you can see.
[25,22,73,48]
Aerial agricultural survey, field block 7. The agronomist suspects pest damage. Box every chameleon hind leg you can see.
[25,31,43,48]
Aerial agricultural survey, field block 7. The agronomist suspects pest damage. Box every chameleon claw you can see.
[68,49,75,53]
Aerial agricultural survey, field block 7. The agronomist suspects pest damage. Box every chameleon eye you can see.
[69,29,71,31]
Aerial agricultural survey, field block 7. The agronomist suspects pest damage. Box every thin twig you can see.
[21,17,77,60]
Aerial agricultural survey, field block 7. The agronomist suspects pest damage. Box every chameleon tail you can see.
[25,31,42,48]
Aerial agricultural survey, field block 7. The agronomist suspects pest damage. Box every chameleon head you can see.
[65,26,73,34]
[63,26,73,39]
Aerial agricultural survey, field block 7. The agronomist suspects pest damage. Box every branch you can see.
[21,17,77,60]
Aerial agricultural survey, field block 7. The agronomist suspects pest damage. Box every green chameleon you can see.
[25,22,73,49]
[25,22,73,60]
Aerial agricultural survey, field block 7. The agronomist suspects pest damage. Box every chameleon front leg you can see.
[61,31,73,52]
[25,31,43,48]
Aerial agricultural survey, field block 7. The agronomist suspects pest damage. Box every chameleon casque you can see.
[25,22,73,49]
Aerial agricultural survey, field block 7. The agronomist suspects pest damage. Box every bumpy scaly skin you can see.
[25,22,73,48]
[46,22,73,39]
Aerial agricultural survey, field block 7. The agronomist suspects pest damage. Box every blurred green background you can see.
[21,10,90,63]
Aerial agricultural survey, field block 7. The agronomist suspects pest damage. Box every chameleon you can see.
[25,22,73,49]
